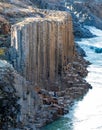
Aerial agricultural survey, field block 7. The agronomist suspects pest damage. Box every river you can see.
[41,26,102,130]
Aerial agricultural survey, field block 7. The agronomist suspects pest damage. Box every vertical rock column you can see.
[11,13,74,86]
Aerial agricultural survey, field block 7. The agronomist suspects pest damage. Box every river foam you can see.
[73,26,102,130]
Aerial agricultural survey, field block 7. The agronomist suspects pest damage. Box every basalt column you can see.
[11,11,74,87]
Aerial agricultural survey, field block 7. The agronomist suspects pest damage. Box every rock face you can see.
[13,67,40,130]
[0,60,20,129]
[10,11,74,87]
[0,60,39,130]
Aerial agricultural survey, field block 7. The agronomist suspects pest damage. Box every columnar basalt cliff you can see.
[0,1,91,130]
[10,11,74,88]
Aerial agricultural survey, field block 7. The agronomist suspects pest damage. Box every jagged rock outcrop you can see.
[0,60,39,130]
[10,10,74,88]
[13,68,40,130]
[0,60,20,129]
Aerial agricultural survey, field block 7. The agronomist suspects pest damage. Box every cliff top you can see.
[0,0,71,61]
[0,1,71,25]
[13,11,72,28]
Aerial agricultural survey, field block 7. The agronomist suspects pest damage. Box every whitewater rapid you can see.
[41,26,102,130]
[70,26,102,130]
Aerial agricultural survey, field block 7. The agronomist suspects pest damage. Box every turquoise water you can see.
[41,26,102,130]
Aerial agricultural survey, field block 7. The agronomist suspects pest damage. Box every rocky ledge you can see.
[33,53,91,129]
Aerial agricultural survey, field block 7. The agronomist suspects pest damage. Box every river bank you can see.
[41,26,102,130]
[34,52,91,129]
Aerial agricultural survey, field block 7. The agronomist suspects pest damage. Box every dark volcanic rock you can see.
[71,13,94,38]
[75,43,86,57]
[0,60,20,130]
[90,46,102,54]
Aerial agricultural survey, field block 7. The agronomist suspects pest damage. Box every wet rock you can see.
[90,46,102,54]
[95,48,102,53]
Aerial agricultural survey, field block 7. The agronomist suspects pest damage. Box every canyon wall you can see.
[10,10,74,87]
[0,2,91,129]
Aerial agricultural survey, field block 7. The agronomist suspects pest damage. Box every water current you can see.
[41,26,102,130]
